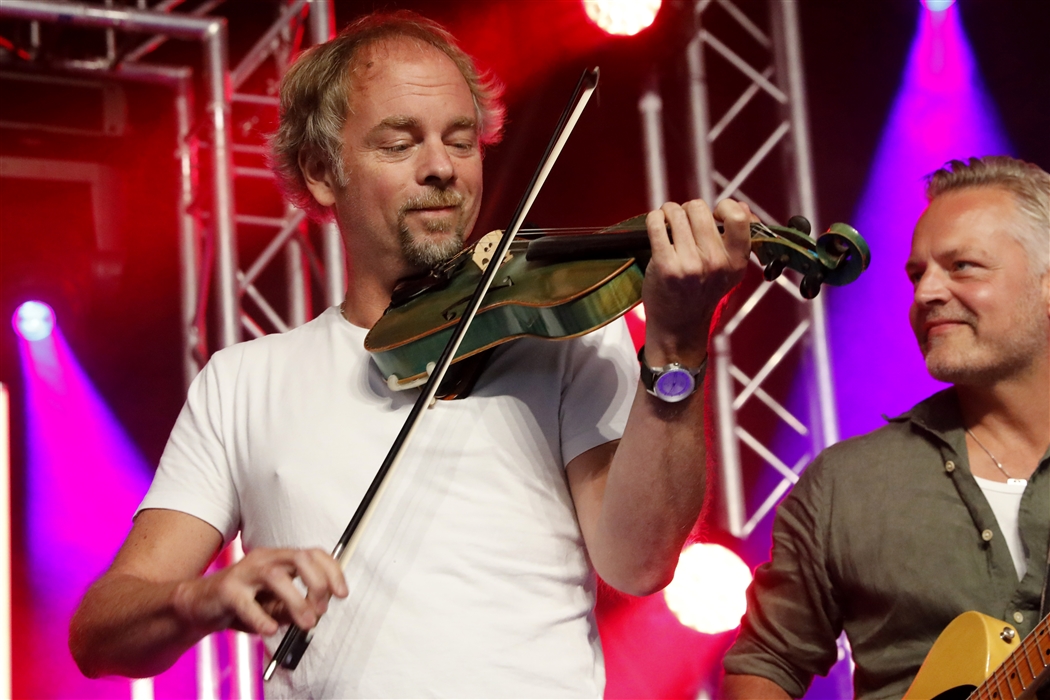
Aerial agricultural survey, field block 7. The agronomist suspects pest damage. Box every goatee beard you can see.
[397,189,467,268]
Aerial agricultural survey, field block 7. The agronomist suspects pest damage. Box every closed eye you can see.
[448,141,475,154]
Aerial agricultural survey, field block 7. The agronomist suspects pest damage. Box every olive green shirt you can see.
[722,389,1050,699]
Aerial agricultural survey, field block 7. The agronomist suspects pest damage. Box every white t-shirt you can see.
[140,306,637,698]
[973,474,1029,580]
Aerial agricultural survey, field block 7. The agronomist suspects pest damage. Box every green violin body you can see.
[365,241,645,389]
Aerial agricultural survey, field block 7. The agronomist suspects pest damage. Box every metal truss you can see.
[693,0,839,539]
[688,2,852,680]
[0,2,339,697]
[221,0,345,356]
[641,0,839,541]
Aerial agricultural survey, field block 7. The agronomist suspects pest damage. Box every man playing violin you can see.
[722,156,1050,699]
[69,11,755,697]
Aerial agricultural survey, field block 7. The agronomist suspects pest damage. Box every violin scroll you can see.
[748,217,870,299]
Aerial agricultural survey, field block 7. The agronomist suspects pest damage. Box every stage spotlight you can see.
[922,0,956,11]
[12,301,55,342]
[583,0,661,36]
[663,543,751,634]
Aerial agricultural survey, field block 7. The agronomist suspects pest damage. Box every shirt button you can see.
[981,529,994,541]
[1013,612,1024,624]
[945,460,956,473]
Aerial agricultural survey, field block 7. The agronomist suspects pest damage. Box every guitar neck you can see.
[972,614,1050,699]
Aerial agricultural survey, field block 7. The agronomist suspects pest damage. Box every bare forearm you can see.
[722,674,793,699]
[575,197,749,595]
[588,383,707,595]
[70,510,348,679]
[69,573,209,679]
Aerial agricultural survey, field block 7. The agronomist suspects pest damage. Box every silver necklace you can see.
[966,427,1026,485]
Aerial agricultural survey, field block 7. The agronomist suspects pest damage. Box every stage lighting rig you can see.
[583,0,661,36]
[12,301,55,342]
[663,543,751,635]
[922,0,956,11]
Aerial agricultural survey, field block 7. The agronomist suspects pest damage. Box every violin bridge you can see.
[471,230,510,272]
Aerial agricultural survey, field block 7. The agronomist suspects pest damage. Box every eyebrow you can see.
[370,115,420,134]
[369,115,477,135]
[904,245,988,274]
[447,116,477,132]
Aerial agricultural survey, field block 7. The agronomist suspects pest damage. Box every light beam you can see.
[829,3,1010,441]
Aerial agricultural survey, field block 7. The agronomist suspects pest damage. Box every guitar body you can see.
[904,611,1019,700]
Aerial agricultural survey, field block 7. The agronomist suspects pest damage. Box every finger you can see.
[739,201,759,223]
[713,199,752,268]
[293,551,338,616]
[681,199,723,258]
[645,208,674,261]
[306,549,349,598]
[662,201,702,260]
[261,566,320,631]
[296,549,348,617]
[229,588,280,636]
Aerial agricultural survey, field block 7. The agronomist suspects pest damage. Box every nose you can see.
[913,266,950,307]
[417,139,455,186]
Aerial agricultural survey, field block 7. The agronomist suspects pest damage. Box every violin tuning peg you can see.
[763,257,787,281]
[799,274,822,299]
[787,215,812,236]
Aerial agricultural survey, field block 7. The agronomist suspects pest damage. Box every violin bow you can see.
[264,66,601,680]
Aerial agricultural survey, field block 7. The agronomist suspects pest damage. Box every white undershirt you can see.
[973,474,1028,580]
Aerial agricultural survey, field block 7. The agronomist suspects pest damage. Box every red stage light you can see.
[583,0,661,37]
[663,543,752,634]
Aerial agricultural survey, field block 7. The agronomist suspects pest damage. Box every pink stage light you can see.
[16,327,193,698]
[922,0,956,11]
[583,0,661,37]
[663,543,752,634]
[12,301,55,342]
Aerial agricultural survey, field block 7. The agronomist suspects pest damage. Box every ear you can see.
[299,147,338,209]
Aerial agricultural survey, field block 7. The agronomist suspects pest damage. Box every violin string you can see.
[515,226,639,236]
[514,222,767,237]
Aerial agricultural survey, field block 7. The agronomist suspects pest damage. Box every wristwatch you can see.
[638,346,707,403]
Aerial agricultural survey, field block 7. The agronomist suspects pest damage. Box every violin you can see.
[365,213,870,391]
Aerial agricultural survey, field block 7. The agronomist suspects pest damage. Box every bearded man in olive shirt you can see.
[722,156,1050,699]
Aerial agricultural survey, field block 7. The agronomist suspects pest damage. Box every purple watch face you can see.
[655,369,694,399]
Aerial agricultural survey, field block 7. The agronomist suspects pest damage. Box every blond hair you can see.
[925,156,1049,276]
[270,11,505,220]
